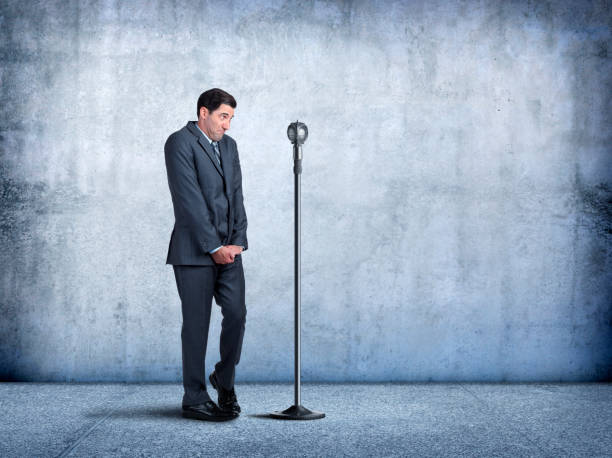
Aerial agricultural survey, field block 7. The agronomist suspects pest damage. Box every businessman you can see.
[165,88,248,422]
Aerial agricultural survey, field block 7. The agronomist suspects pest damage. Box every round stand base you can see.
[269,404,325,420]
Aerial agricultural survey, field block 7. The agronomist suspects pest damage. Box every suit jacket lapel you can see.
[186,122,224,177]
[198,136,224,177]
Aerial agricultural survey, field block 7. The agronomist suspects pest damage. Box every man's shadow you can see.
[86,406,182,420]
[86,406,277,420]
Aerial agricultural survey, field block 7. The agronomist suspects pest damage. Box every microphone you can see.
[287,121,308,174]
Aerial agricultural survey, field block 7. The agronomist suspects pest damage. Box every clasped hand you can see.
[211,245,243,264]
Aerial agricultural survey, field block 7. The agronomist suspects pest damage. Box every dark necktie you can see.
[211,141,221,166]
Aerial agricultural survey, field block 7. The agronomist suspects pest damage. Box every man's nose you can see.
[223,121,230,130]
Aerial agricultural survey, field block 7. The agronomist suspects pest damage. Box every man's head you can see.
[197,88,236,142]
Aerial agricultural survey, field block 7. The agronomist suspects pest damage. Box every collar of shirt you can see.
[194,122,214,145]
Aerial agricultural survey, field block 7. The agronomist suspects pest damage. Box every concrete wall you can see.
[1,0,610,382]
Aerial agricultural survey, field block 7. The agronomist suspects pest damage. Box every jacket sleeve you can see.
[165,133,222,253]
[230,142,248,250]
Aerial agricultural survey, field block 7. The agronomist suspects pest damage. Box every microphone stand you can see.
[269,122,325,420]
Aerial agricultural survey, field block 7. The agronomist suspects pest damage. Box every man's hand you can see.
[211,245,243,264]
[227,245,243,257]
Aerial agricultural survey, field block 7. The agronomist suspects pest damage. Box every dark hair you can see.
[197,88,236,117]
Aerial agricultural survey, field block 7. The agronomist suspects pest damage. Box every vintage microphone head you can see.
[287,121,308,145]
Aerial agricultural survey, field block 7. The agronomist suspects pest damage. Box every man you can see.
[164,88,248,422]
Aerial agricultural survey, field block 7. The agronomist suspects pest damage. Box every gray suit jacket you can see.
[165,121,248,265]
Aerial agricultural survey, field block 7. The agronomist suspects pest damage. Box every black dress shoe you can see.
[182,400,238,422]
[209,371,241,413]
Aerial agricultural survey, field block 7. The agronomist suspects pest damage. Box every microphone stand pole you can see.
[294,142,302,408]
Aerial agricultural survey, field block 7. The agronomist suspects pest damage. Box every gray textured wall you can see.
[1,0,610,382]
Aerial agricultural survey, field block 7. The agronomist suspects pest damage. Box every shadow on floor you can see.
[85,406,182,420]
[85,407,282,421]
[247,413,278,420]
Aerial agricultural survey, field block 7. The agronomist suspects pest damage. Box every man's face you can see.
[198,104,234,141]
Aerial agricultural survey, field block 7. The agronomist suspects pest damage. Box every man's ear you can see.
[199,106,208,119]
